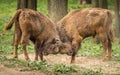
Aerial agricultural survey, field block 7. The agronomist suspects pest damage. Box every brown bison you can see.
[57,8,114,63]
[5,9,72,61]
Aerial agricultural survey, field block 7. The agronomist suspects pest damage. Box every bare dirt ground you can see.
[0,64,46,75]
[1,54,120,75]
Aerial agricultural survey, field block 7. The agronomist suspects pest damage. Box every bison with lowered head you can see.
[5,9,73,61]
[57,8,114,63]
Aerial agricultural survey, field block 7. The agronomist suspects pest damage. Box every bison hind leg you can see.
[21,33,30,60]
[13,34,20,58]
[107,39,112,60]
[13,22,21,59]
[98,32,108,61]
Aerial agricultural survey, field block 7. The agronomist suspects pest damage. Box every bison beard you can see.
[57,8,114,63]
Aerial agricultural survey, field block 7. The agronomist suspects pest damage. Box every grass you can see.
[78,38,102,58]
[0,56,103,75]
[0,0,119,75]
[78,37,120,61]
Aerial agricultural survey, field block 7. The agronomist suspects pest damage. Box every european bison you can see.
[5,9,72,61]
[57,8,114,63]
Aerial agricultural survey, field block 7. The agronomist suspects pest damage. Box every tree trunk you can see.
[17,0,37,10]
[99,0,108,9]
[48,0,68,23]
[28,0,37,10]
[114,0,120,42]
[17,0,27,9]
[92,0,99,7]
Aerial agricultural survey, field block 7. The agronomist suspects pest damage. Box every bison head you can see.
[42,38,73,56]
[42,37,62,55]
[59,42,73,56]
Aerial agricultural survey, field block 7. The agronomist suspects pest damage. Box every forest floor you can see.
[0,64,46,75]
[0,54,119,75]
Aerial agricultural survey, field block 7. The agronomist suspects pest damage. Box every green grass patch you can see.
[78,38,102,58]
[78,37,120,61]
[0,56,103,75]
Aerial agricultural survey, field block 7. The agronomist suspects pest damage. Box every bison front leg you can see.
[39,52,43,61]
[21,33,30,60]
[71,50,76,64]
[35,41,44,61]
[34,45,39,60]
[34,50,43,61]
[71,37,82,64]
[71,41,81,64]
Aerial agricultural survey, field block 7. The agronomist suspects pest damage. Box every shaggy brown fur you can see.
[57,8,114,63]
[5,9,64,61]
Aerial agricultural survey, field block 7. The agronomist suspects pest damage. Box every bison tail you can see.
[5,9,22,30]
[106,11,114,42]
